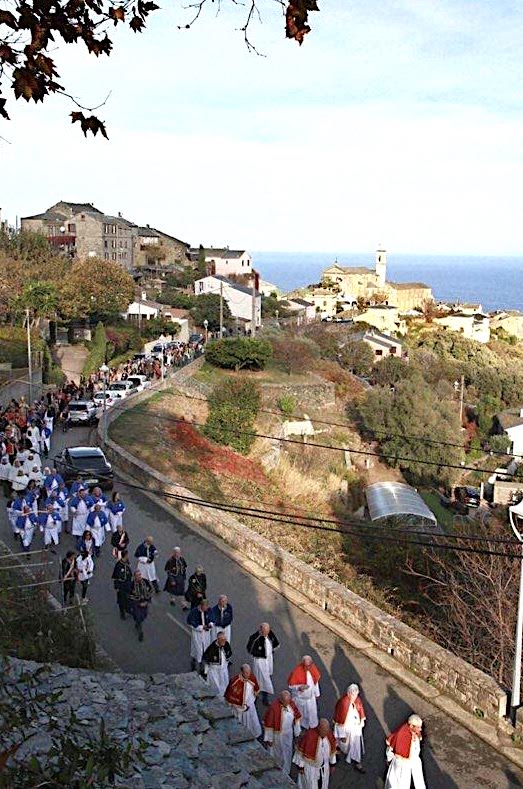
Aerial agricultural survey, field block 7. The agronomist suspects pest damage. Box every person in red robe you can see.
[333,683,366,772]
[292,718,337,788]
[224,663,261,738]
[263,689,302,774]
[288,655,321,729]
[385,713,426,789]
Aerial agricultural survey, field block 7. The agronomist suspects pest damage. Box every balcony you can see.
[48,235,76,246]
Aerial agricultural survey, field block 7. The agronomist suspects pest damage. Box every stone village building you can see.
[321,247,433,314]
[21,201,189,272]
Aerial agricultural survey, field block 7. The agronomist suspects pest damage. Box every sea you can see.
[252,252,523,313]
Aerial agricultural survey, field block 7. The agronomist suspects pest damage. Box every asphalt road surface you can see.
[3,424,523,788]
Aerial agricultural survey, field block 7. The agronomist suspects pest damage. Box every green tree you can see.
[11,281,60,328]
[358,374,464,487]
[476,394,501,438]
[197,244,207,276]
[204,377,261,454]
[82,322,108,376]
[261,295,289,318]
[190,293,231,332]
[372,355,411,387]
[59,258,135,320]
[206,337,272,371]
[338,340,374,376]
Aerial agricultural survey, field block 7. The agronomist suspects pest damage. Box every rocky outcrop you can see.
[2,657,292,788]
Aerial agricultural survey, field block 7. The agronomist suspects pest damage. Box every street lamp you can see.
[203,319,209,343]
[99,363,109,444]
[509,500,523,720]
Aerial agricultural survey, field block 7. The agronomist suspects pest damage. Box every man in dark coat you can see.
[202,630,232,696]
[129,569,153,641]
[163,546,188,605]
[246,622,280,705]
[112,549,133,619]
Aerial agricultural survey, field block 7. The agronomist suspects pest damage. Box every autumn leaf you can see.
[109,6,126,24]
[129,15,145,32]
[285,0,319,45]
[0,97,9,120]
[0,10,17,28]
[70,111,109,138]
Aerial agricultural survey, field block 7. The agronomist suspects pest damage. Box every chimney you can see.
[141,290,147,301]
[118,211,122,218]
[146,223,150,228]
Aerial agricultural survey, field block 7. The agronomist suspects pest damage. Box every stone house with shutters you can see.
[21,201,189,272]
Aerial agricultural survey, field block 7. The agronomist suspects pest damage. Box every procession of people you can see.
[0,368,428,787]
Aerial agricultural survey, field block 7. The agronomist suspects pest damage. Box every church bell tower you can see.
[375,245,387,287]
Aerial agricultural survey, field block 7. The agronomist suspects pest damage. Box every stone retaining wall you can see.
[99,365,508,729]
[260,379,336,410]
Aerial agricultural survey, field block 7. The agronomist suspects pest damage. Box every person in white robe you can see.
[333,683,366,772]
[38,504,62,548]
[224,664,262,739]
[292,719,337,789]
[385,713,426,789]
[288,655,321,730]
[210,594,233,643]
[70,489,92,548]
[86,504,110,556]
[187,601,212,671]
[246,622,280,705]
[11,467,29,494]
[17,505,37,551]
[0,456,12,496]
[263,690,302,774]
[202,631,232,697]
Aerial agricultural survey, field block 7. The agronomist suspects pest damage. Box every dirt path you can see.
[54,344,88,384]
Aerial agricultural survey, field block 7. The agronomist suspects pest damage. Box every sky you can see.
[1,0,523,255]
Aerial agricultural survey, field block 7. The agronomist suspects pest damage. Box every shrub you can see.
[270,336,319,374]
[277,394,297,416]
[0,326,44,368]
[206,337,273,371]
[203,377,261,454]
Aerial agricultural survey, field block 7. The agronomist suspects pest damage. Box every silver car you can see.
[67,401,99,425]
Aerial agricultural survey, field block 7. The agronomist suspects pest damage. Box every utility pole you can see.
[251,282,256,338]
[219,281,224,338]
[459,374,465,426]
[26,308,33,403]
[509,503,523,720]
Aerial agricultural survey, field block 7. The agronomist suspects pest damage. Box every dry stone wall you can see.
[2,656,291,788]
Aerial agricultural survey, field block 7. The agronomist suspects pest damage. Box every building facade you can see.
[21,201,189,272]
[193,275,261,327]
[321,248,433,312]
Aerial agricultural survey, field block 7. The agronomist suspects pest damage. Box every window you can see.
[68,223,76,233]
[375,349,383,356]
[104,240,108,248]
[390,347,397,355]
[104,252,109,260]
[112,239,117,248]
[112,253,116,261]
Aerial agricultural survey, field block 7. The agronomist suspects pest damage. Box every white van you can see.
[126,375,151,392]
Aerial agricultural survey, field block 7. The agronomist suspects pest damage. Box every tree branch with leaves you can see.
[0,0,320,136]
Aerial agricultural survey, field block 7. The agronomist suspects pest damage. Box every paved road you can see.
[4,424,523,788]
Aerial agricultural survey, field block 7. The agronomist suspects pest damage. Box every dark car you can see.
[189,333,203,344]
[54,446,114,490]
[454,485,481,508]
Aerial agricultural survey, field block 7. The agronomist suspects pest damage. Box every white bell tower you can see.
[375,245,387,287]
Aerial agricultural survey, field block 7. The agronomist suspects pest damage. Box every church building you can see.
[321,248,432,313]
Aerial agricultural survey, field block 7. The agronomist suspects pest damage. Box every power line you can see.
[104,474,522,559]
[111,402,523,481]
[170,386,523,461]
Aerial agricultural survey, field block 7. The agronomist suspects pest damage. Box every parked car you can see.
[54,446,114,490]
[454,486,481,508]
[189,333,203,344]
[93,391,122,409]
[106,381,138,398]
[66,401,99,426]
[126,374,151,392]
